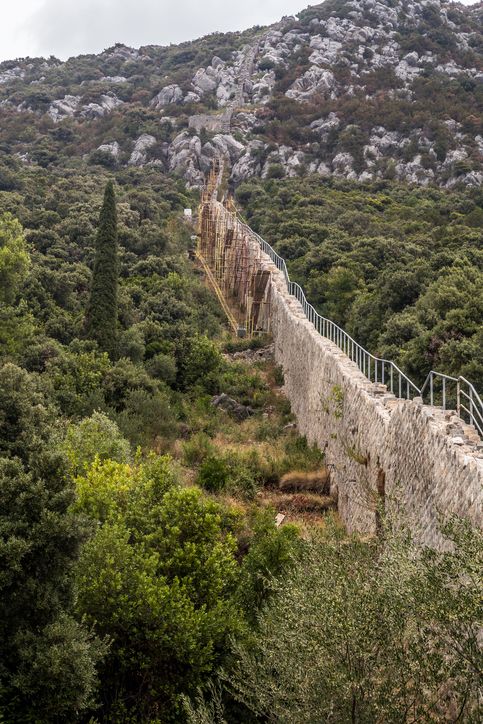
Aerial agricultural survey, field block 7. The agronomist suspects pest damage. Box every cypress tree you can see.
[85,181,118,358]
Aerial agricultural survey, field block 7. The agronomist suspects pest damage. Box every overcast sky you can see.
[0,0,477,63]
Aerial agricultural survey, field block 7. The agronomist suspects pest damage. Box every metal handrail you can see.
[230,209,483,437]
[238,218,421,399]
[420,372,483,436]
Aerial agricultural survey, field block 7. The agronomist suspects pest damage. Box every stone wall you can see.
[252,225,483,548]
[189,113,230,134]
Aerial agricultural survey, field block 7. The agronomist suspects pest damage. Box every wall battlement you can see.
[199,196,483,548]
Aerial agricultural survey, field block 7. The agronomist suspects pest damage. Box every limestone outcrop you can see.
[129,134,157,166]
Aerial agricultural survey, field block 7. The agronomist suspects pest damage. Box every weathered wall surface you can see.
[256,245,483,548]
[189,113,229,134]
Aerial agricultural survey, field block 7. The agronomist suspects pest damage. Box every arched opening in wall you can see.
[376,467,386,535]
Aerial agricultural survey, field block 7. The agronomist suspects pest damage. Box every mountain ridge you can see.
[0,0,482,188]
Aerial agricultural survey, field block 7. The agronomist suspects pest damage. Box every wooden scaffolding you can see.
[197,162,271,336]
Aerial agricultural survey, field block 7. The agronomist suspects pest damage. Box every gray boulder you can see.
[211,393,254,421]
[231,141,266,183]
[101,76,127,84]
[81,93,123,119]
[0,66,25,84]
[129,134,157,166]
[47,95,81,122]
[286,67,336,102]
[183,91,201,104]
[192,67,218,93]
[97,141,121,158]
[332,152,357,179]
[150,84,184,108]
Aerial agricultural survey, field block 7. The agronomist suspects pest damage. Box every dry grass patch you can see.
[279,469,330,494]
[271,493,335,513]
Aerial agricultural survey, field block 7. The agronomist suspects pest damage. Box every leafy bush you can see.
[182,432,215,467]
[197,455,230,493]
[76,481,239,722]
[62,411,131,476]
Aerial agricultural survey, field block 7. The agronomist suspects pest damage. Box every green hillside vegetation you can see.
[0,151,482,720]
[261,1,482,163]
[236,175,483,389]
[0,155,326,721]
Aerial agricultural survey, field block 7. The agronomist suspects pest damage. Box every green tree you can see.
[0,365,105,722]
[0,213,30,305]
[75,458,239,722]
[227,519,482,723]
[176,335,222,392]
[85,181,119,358]
[62,411,131,476]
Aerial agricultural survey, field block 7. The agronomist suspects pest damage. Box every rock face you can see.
[150,84,183,108]
[81,93,123,118]
[46,92,124,122]
[166,131,246,187]
[101,76,127,84]
[231,141,266,183]
[129,134,157,166]
[188,114,227,134]
[48,95,81,122]
[286,67,337,101]
[97,141,121,158]
[0,66,25,84]
[0,0,481,188]
[165,0,481,187]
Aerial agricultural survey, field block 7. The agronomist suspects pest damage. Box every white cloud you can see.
[1,0,306,61]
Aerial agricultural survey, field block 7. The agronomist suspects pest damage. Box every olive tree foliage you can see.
[0,214,34,357]
[226,519,482,724]
[62,410,131,476]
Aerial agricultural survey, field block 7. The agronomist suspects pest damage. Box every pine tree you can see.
[85,181,119,358]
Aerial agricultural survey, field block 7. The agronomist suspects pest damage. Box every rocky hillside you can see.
[0,0,482,188]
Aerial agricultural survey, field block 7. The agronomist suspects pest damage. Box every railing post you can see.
[457,378,461,417]
[442,378,446,410]
[430,374,434,407]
